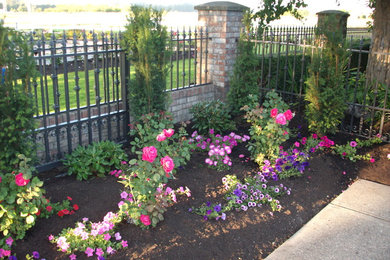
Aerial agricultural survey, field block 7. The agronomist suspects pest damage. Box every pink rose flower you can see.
[142,146,157,163]
[284,109,293,120]
[140,214,151,226]
[163,128,175,138]
[160,156,175,173]
[275,113,287,125]
[156,133,167,142]
[15,173,30,186]
[270,108,278,118]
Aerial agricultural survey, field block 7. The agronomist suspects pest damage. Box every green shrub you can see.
[227,12,260,116]
[63,141,128,181]
[0,23,38,173]
[305,32,349,135]
[190,100,236,135]
[122,5,169,119]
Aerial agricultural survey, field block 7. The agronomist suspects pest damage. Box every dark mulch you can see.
[12,126,390,259]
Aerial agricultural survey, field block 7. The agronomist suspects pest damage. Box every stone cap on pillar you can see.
[194,1,249,12]
[316,10,350,17]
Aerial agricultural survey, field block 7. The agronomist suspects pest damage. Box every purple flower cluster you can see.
[260,148,310,180]
[225,177,291,212]
[190,130,250,171]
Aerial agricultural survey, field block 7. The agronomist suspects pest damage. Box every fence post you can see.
[316,10,350,42]
[195,1,248,101]
[120,50,130,141]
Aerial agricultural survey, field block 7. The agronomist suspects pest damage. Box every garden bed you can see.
[12,132,390,259]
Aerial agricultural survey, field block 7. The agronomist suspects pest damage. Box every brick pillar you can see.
[195,1,248,101]
[316,10,350,43]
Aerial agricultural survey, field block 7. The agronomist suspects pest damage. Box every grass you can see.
[33,58,196,115]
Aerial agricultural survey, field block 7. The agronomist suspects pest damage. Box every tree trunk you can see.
[366,0,390,88]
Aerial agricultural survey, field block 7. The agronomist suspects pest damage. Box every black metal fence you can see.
[29,28,210,170]
[251,26,389,142]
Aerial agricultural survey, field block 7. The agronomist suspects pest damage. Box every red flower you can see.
[140,214,151,226]
[284,109,293,120]
[70,210,75,215]
[35,210,41,216]
[62,209,70,215]
[15,173,30,186]
[67,196,72,201]
[46,206,52,212]
[73,204,79,211]
[165,173,170,178]
[270,108,278,118]
[57,211,64,217]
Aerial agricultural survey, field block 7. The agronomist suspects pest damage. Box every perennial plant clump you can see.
[332,136,382,162]
[190,129,250,171]
[192,174,291,221]
[242,91,294,166]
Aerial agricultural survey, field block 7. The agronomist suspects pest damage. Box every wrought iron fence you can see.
[251,26,389,142]
[29,27,210,170]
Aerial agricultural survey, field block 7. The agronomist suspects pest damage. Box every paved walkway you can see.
[266,179,390,260]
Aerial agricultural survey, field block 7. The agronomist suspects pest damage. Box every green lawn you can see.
[34,58,196,115]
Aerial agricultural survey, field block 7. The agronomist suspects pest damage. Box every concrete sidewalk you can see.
[266,179,390,260]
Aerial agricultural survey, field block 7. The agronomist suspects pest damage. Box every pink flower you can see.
[312,133,318,139]
[85,247,94,257]
[2,250,10,257]
[283,130,288,136]
[342,152,346,156]
[350,141,357,147]
[120,191,128,199]
[156,133,167,142]
[294,142,300,148]
[284,109,293,120]
[270,108,278,118]
[114,232,121,240]
[0,176,2,183]
[5,237,13,247]
[142,146,157,163]
[95,248,104,257]
[160,156,175,173]
[107,246,115,254]
[209,129,214,135]
[15,172,30,186]
[275,113,287,125]
[140,214,151,226]
[104,233,111,241]
[370,158,375,163]
[121,240,128,248]
[238,154,245,158]
[163,128,175,138]
[69,254,77,260]
[48,234,54,241]
[301,137,307,145]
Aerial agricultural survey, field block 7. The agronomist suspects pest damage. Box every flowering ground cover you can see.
[10,120,390,259]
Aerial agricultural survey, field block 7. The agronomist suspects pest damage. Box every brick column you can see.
[195,1,248,101]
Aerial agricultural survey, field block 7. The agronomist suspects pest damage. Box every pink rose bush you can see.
[242,90,295,167]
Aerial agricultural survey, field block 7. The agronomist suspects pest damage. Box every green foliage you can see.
[228,11,260,116]
[63,141,128,181]
[252,0,307,31]
[122,5,169,119]
[242,91,293,166]
[0,155,45,246]
[190,100,236,136]
[333,137,382,162]
[0,23,38,173]
[130,112,193,169]
[305,33,349,135]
